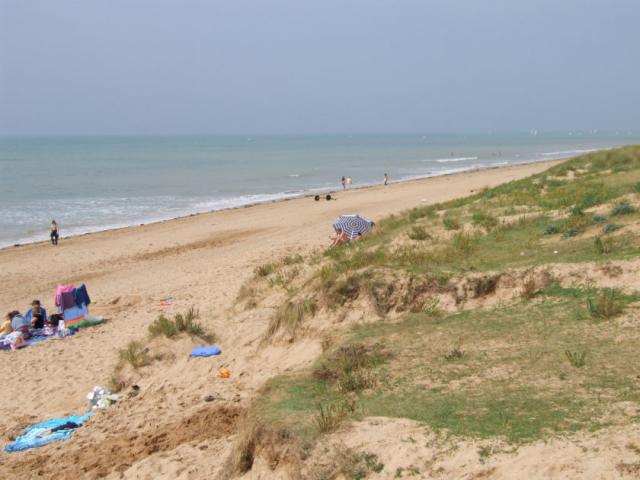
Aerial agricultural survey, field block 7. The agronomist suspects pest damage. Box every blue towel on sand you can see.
[191,345,221,357]
[4,413,93,453]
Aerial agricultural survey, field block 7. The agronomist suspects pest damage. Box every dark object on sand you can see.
[49,313,63,327]
[314,195,320,201]
[326,194,332,201]
[51,422,80,432]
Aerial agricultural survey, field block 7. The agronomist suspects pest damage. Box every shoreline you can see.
[1,156,566,252]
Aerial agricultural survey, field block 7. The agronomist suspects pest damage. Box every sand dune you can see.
[0,161,562,478]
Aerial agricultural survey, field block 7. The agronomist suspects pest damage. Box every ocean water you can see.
[1,132,638,248]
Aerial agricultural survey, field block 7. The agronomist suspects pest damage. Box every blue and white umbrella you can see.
[333,214,374,240]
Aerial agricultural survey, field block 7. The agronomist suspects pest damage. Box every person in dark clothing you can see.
[31,312,45,329]
[50,220,59,245]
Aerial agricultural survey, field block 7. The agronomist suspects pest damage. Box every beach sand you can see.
[0,160,576,478]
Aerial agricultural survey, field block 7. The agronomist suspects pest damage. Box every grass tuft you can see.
[118,341,150,370]
[472,211,499,230]
[407,225,431,241]
[148,307,214,342]
[586,289,623,319]
[603,223,622,234]
[336,449,384,479]
[442,215,461,230]
[266,298,317,338]
[565,350,586,368]
[594,236,615,255]
[611,202,635,216]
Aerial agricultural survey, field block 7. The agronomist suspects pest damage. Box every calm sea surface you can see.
[1,133,638,247]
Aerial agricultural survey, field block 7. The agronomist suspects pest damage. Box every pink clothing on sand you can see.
[55,284,75,308]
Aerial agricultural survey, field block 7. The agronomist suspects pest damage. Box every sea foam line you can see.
[542,149,597,156]
[423,156,479,163]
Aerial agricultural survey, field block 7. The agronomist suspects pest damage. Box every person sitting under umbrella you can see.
[329,228,348,248]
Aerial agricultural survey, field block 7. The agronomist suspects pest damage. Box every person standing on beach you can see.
[384,173,389,186]
[341,176,346,190]
[346,176,352,189]
[50,220,59,245]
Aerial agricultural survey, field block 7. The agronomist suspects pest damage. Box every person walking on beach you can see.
[346,176,352,189]
[50,220,59,245]
[341,176,346,190]
[384,173,389,186]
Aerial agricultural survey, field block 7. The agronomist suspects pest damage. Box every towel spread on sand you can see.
[4,413,93,453]
[191,346,221,357]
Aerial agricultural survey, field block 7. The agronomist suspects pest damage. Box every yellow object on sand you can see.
[217,369,231,378]
[0,320,11,336]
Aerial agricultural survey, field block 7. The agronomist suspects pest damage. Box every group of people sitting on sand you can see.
[1,300,62,340]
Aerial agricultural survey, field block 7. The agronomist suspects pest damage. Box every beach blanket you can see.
[4,413,93,453]
[1,329,76,352]
[191,345,221,357]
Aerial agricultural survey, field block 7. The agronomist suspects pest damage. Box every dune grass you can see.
[317,146,640,283]
[251,146,640,449]
[118,340,150,370]
[265,298,318,338]
[256,285,640,444]
[148,307,214,342]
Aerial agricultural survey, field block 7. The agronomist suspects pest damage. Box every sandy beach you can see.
[0,160,564,478]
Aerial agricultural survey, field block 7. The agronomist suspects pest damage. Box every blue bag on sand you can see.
[191,345,221,357]
[4,412,93,453]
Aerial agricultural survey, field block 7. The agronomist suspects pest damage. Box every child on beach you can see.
[346,176,352,189]
[341,176,346,190]
[50,220,59,245]
[384,173,389,185]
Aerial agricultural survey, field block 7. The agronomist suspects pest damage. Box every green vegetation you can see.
[565,350,587,368]
[442,215,461,230]
[118,340,150,370]
[246,146,640,459]
[148,307,214,342]
[336,449,384,479]
[315,147,640,276]
[586,288,625,319]
[266,298,317,338]
[257,285,640,444]
[603,223,622,234]
[611,202,635,216]
[407,225,431,240]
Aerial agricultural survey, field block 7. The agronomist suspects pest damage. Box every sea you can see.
[1,132,639,248]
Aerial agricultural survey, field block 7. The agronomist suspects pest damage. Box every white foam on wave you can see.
[541,149,597,156]
[0,191,310,249]
[423,156,479,163]
[287,174,300,177]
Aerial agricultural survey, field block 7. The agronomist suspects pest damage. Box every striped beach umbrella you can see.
[333,214,374,240]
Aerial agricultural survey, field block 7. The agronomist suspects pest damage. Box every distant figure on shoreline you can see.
[341,176,346,190]
[384,173,389,185]
[346,176,352,189]
[50,220,59,245]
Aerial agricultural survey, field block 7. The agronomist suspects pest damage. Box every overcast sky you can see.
[1,0,638,135]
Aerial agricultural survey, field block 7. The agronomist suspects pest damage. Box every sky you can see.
[0,0,639,135]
